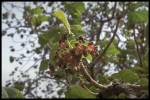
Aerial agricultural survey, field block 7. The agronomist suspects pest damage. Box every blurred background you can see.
[2,2,149,98]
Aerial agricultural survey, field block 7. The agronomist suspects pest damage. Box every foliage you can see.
[111,69,139,84]
[65,85,96,98]
[53,10,71,34]
[39,59,49,71]
[2,87,24,98]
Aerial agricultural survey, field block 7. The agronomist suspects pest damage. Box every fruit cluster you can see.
[54,35,97,71]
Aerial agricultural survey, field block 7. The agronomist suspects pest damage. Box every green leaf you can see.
[64,2,85,17]
[98,75,110,84]
[2,87,9,98]
[31,7,42,15]
[138,78,148,87]
[14,82,25,91]
[64,2,85,25]
[39,59,49,71]
[31,16,41,26]
[130,67,145,75]
[4,87,24,98]
[69,39,78,47]
[38,33,50,48]
[31,15,49,27]
[142,54,149,74]
[49,42,59,65]
[71,18,81,24]
[89,86,99,93]
[128,10,148,24]
[34,47,42,54]
[73,3,85,14]
[82,53,93,63]
[70,25,84,35]
[53,10,71,34]
[38,29,61,64]
[38,27,64,48]
[38,15,49,22]
[106,43,120,56]
[65,85,96,98]
[126,39,135,49]
[54,68,66,79]
[31,14,49,27]
[111,69,139,83]
[38,33,48,48]
[128,2,144,11]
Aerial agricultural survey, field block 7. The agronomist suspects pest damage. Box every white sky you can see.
[2,2,63,98]
[2,3,19,86]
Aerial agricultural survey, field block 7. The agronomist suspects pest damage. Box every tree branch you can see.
[90,2,117,79]
[96,22,104,43]
[98,83,144,98]
[90,19,120,67]
[133,28,143,67]
[80,62,107,89]
[79,62,145,98]
[101,2,117,23]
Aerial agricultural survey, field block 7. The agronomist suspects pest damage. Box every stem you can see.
[80,62,107,89]
[67,40,73,48]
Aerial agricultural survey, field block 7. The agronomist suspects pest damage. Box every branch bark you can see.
[90,19,120,67]
[80,62,107,89]
[79,62,145,98]
[89,3,117,79]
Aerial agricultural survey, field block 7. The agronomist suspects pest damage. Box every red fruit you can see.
[86,42,96,54]
[59,40,68,49]
[75,43,86,56]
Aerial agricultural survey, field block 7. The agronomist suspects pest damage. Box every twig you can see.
[101,2,117,23]
[90,3,117,79]
[96,2,117,43]
[91,19,120,67]
[19,52,36,69]
[80,62,107,89]
[133,28,143,67]
[24,58,41,73]
[96,21,104,44]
